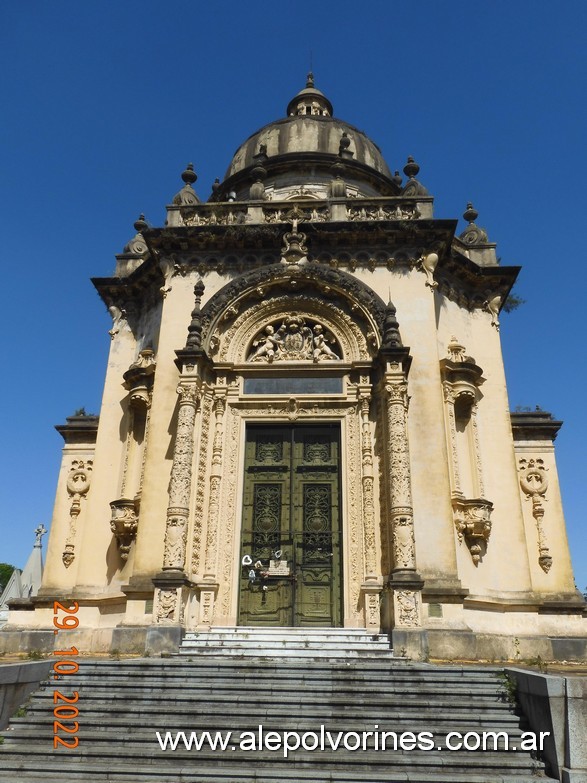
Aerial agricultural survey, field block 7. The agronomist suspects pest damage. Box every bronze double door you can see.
[238,424,342,627]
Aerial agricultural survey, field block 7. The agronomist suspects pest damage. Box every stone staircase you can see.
[179,626,395,658]
[0,642,555,782]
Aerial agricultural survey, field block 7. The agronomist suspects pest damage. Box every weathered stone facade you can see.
[3,77,585,660]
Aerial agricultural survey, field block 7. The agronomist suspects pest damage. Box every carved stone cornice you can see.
[511,411,563,443]
[55,415,99,445]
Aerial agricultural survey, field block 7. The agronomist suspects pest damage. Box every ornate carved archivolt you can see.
[441,338,493,565]
[247,314,341,363]
[62,460,92,568]
[519,458,552,573]
[200,263,387,354]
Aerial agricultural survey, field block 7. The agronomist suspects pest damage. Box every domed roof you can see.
[220,75,397,198]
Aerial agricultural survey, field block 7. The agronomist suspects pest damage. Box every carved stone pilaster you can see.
[162,383,200,572]
[519,458,552,573]
[384,377,417,573]
[359,391,377,581]
[203,392,227,581]
[62,460,93,567]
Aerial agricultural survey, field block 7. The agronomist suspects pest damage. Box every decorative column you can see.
[378,301,424,640]
[152,382,200,625]
[358,384,381,630]
[196,388,226,627]
[163,383,200,571]
[384,369,423,629]
[152,280,207,632]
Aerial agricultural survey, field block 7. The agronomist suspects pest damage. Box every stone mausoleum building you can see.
[5,77,585,659]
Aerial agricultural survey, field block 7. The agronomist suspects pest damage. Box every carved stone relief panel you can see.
[215,296,371,365]
[519,458,552,573]
[63,460,93,568]
[247,315,341,363]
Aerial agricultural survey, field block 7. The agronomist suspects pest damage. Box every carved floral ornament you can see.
[247,314,341,363]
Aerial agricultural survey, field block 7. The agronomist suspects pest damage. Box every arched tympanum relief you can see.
[247,314,341,363]
[213,295,372,364]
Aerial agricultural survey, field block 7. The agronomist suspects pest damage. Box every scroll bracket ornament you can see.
[418,251,439,290]
[62,460,93,567]
[519,458,552,573]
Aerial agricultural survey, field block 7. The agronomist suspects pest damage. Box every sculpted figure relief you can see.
[248,315,341,362]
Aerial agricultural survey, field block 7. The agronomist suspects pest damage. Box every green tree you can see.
[0,563,16,592]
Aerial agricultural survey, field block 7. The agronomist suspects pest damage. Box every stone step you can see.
[0,738,540,774]
[0,759,549,783]
[0,658,554,782]
[36,677,506,696]
[57,658,498,677]
[178,628,396,658]
[10,713,524,732]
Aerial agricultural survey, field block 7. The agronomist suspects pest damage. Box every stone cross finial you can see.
[34,524,47,546]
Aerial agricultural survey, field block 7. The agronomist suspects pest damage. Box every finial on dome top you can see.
[286,73,333,117]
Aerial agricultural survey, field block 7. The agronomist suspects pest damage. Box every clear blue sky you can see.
[1,2,585,594]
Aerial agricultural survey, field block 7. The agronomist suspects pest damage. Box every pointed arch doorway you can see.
[238,423,343,627]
